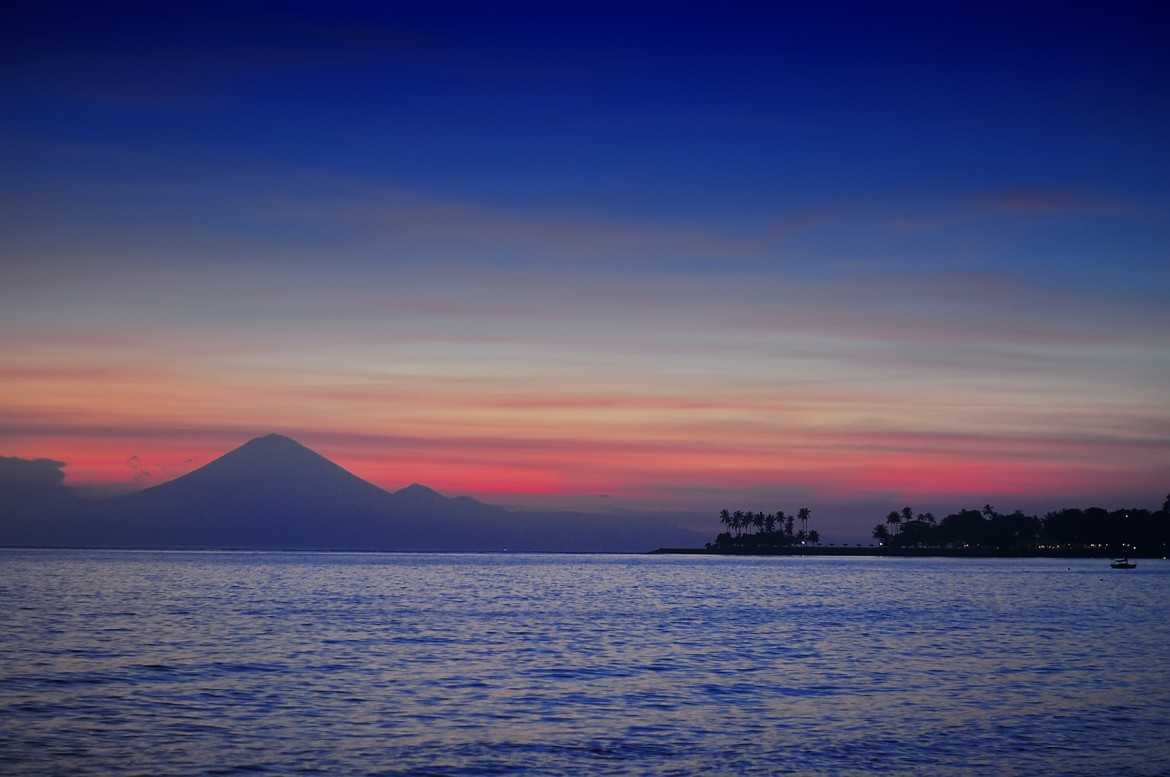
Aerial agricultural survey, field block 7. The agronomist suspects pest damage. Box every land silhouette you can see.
[707,507,822,552]
[869,501,1170,556]
[666,497,1170,557]
[0,434,704,552]
[5,435,1167,556]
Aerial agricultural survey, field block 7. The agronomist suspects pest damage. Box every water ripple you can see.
[1,551,1169,775]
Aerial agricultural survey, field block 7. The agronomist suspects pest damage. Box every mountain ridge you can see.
[0,434,705,552]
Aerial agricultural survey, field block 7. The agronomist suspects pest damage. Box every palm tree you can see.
[873,524,890,544]
[798,507,811,540]
[719,509,732,536]
[808,529,820,545]
[764,512,777,534]
[886,510,901,537]
[901,506,914,524]
[732,510,745,537]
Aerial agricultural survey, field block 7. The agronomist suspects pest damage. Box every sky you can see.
[2,4,1169,538]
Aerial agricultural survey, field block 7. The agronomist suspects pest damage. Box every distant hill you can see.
[0,434,704,552]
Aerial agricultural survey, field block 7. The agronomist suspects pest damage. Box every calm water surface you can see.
[1,551,1168,775]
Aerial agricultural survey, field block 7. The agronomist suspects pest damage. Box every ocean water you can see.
[1,551,1168,776]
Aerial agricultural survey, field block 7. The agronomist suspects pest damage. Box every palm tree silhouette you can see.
[886,510,901,537]
[798,507,811,540]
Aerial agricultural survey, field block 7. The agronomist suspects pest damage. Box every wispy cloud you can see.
[980,189,1143,217]
[886,187,1157,233]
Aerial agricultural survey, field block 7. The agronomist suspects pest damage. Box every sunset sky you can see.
[2,6,1168,534]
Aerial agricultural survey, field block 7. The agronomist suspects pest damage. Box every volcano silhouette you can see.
[101,434,401,548]
[3,434,704,551]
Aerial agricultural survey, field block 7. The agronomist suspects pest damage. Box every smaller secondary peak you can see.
[396,483,442,498]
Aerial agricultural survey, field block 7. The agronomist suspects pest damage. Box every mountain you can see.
[92,434,402,549]
[0,434,704,552]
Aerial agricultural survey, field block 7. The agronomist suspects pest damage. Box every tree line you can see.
[872,494,1170,555]
[710,507,820,550]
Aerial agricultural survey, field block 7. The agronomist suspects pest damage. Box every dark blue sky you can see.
[6,4,1168,213]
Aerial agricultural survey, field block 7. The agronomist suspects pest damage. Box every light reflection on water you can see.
[1,551,1169,775]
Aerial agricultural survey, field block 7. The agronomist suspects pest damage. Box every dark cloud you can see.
[0,456,84,546]
[0,456,67,495]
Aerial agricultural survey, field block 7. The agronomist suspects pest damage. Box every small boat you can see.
[1110,557,1137,570]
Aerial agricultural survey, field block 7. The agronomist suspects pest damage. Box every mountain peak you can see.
[121,431,392,512]
[396,483,442,498]
[155,432,353,488]
[242,433,304,449]
[225,433,325,461]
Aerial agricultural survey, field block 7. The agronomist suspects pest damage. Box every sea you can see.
[1,550,1168,776]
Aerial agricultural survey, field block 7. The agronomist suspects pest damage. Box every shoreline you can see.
[650,546,1168,559]
[1,545,1163,559]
